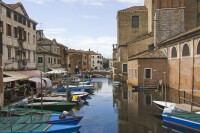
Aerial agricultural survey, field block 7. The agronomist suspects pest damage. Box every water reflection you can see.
[72,78,187,133]
[115,83,169,133]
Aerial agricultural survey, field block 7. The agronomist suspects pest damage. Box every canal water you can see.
[72,78,177,133]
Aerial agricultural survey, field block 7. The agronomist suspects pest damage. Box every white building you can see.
[1,2,37,70]
[91,51,103,70]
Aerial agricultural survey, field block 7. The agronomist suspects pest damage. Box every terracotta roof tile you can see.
[119,6,147,12]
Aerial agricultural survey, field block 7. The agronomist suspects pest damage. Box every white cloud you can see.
[117,0,143,4]
[66,36,116,58]
[40,0,107,6]
[26,0,52,4]
[81,15,100,19]
[44,28,66,34]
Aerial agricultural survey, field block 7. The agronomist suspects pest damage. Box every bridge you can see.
[90,71,112,78]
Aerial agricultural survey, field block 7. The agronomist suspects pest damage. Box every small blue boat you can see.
[162,107,200,132]
[0,123,81,133]
[0,114,83,125]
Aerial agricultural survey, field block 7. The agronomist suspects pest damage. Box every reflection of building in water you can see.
[92,82,102,92]
[108,79,112,85]
[118,85,168,133]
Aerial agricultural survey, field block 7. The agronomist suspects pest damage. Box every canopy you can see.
[42,78,52,88]
[28,77,46,88]
[46,70,67,74]
[3,71,29,83]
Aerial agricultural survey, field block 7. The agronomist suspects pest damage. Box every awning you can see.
[28,77,46,88]
[3,71,29,83]
[49,68,66,71]
[17,70,44,77]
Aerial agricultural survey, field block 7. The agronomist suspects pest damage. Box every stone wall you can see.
[155,8,185,45]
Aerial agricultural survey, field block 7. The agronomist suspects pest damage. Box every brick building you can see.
[68,49,91,74]
[157,26,200,100]
[128,50,167,87]
[114,0,200,83]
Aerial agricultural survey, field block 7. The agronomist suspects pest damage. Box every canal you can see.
[73,78,175,133]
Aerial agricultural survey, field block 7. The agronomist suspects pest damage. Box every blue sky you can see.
[4,0,143,58]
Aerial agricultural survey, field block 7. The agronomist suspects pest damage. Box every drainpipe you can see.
[191,39,195,111]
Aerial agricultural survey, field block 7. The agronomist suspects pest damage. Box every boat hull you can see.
[0,124,81,133]
[17,102,76,112]
[162,113,200,131]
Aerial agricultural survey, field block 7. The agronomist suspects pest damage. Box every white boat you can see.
[153,100,176,110]
[69,84,93,88]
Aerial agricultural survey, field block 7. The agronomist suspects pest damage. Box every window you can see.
[33,35,35,43]
[18,16,22,24]
[85,56,87,59]
[83,62,86,66]
[6,10,11,18]
[122,64,127,73]
[48,57,51,64]
[23,18,26,25]
[6,24,12,36]
[182,43,190,56]
[28,21,30,28]
[132,16,139,28]
[14,13,17,21]
[171,47,177,58]
[28,32,30,42]
[38,57,43,63]
[33,24,36,30]
[18,29,23,40]
[14,27,18,38]
[78,55,81,60]
[24,31,26,41]
[51,58,52,64]
[8,47,11,60]
[197,41,200,55]
[57,59,61,64]
[54,58,56,64]
[135,68,138,78]
[144,68,152,79]
[0,21,4,34]
[79,61,81,65]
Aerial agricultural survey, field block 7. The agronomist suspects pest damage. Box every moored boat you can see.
[17,102,76,112]
[0,123,81,133]
[0,113,83,125]
[153,100,176,110]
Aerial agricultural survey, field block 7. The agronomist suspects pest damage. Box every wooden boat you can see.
[0,107,57,116]
[17,102,76,112]
[153,101,176,110]
[0,113,83,125]
[0,123,81,133]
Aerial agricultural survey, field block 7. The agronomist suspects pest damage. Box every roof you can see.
[157,26,200,47]
[37,38,54,46]
[126,32,154,46]
[118,6,147,13]
[37,46,49,53]
[128,49,167,61]
[3,1,37,24]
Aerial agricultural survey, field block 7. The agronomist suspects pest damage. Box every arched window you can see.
[171,47,177,58]
[182,43,190,57]
[197,41,200,55]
